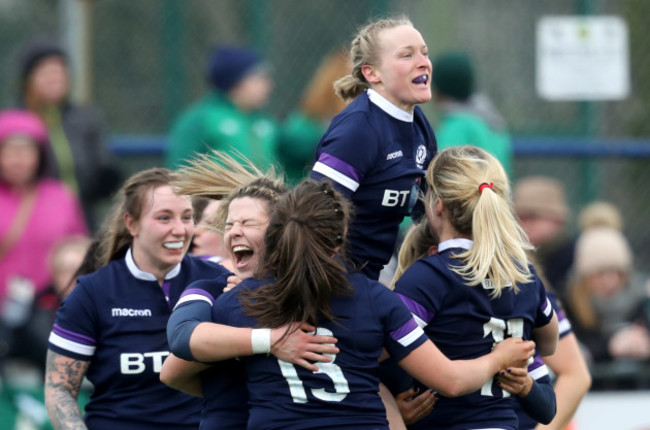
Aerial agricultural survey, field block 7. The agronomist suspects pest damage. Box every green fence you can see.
[2,0,649,268]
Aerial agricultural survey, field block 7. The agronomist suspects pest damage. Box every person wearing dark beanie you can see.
[15,36,120,233]
[166,44,279,170]
[19,38,67,96]
[432,52,474,101]
[207,45,265,92]
[431,51,513,176]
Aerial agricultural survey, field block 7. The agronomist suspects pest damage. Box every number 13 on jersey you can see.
[277,327,351,403]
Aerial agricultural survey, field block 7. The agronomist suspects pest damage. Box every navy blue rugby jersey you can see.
[395,239,554,430]
[212,273,428,430]
[168,275,249,430]
[515,291,571,430]
[48,249,229,430]
[311,89,436,280]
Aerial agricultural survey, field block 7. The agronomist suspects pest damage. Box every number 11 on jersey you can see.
[481,317,524,397]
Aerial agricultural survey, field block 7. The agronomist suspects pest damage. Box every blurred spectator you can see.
[278,48,351,184]
[514,176,573,299]
[431,52,513,177]
[578,200,624,232]
[191,196,234,272]
[565,227,650,363]
[0,109,88,363]
[16,36,121,231]
[8,234,91,374]
[166,45,279,170]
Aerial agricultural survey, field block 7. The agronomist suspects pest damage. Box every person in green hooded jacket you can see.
[431,52,513,177]
[166,45,280,171]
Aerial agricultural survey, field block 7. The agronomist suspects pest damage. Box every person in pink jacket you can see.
[0,109,87,329]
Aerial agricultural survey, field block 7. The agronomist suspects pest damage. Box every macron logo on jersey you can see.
[112,308,153,317]
[387,150,403,160]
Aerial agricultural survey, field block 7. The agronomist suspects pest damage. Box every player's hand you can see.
[270,323,339,371]
[395,387,436,425]
[493,337,535,369]
[496,367,533,397]
[223,275,242,293]
[609,324,650,360]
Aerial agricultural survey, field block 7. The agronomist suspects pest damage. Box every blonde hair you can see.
[300,48,351,119]
[334,16,413,102]
[174,151,286,232]
[390,221,439,289]
[567,277,597,329]
[426,146,533,296]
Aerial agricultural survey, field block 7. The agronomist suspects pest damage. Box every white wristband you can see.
[251,328,272,354]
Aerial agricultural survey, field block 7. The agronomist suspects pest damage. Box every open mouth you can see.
[163,241,184,250]
[232,244,254,267]
[412,74,429,85]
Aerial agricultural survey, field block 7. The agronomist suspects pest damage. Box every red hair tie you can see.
[478,182,494,193]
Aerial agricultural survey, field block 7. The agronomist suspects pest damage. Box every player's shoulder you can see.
[76,258,127,290]
[346,271,375,287]
[182,255,231,278]
[346,272,394,299]
[404,254,446,277]
[396,255,451,292]
[217,277,266,303]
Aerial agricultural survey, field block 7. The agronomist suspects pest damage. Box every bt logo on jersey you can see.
[120,351,169,374]
[382,189,410,207]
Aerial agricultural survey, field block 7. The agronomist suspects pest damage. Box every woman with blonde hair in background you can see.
[565,227,650,364]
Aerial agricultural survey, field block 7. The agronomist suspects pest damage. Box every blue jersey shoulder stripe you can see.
[391,318,425,347]
[558,317,572,337]
[529,363,550,380]
[541,297,553,317]
[313,152,363,191]
[313,161,359,191]
[49,330,95,357]
[51,323,95,345]
[174,288,215,309]
[396,293,434,327]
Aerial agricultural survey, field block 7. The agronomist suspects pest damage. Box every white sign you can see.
[536,16,630,101]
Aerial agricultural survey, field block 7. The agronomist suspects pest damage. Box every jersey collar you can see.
[367,89,414,123]
[438,238,474,253]
[126,248,182,281]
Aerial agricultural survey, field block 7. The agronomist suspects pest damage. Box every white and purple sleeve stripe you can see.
[556,307,573,337]
[541,297,553,318]
[527,355,550,380]
[558,317,572,337]
[49,324,96,357]
[390,318,426,347]
[312,153,363,192]
[396,293,434,329]
[174,288,215,310]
